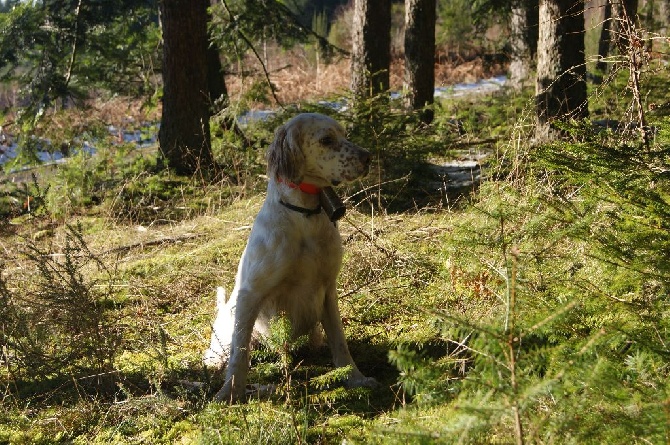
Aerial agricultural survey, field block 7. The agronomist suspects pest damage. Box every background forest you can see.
[1,0,670,444]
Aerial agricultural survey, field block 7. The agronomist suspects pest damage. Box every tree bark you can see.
[158,0,214,176]
[509,0,536,89]
[350,0,392,99]
[404,0,436,124]
[535,0,589,142]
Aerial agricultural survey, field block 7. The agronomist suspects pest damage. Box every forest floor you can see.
[2,47,670,444]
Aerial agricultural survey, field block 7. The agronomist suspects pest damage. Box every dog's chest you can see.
[292,223,342,273]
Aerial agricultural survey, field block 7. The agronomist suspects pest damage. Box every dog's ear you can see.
[267,122,305,183]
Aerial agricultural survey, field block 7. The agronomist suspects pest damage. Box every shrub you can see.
[0,224,121,392]
[386,117,670,442]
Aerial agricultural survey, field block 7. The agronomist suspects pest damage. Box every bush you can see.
[0,224,121,391]
[386,116,670,442]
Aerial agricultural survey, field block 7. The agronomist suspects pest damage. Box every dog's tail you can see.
[215,286,226,306]
[203,287,232,368]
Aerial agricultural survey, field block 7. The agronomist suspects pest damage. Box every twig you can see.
[343,215,396,259]
[617,3,650,148]
[344,174,411,203]
[101,233,202,256]
[450,138,499,148]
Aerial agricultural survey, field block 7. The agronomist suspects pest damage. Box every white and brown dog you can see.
[205,113,377,402]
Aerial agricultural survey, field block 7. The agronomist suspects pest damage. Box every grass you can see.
[1,192,451,443]
[2,49,670,443]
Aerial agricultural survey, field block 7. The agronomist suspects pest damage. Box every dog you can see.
[204,113,377,402]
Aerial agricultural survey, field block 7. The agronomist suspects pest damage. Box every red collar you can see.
[277,178,321,195]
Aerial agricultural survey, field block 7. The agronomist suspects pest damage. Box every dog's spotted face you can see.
[300,115,371,185]
[268,113,371,187]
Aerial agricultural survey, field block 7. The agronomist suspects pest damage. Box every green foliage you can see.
[210,125,266,183]
[0,173,49,219]
[326,2,353,50]
[283,0,348,29]
[208,0,344,107]
[436,0,508,53]
[389,344,457,405]
[264,315,308,379]
[437,0,477,51]
[0,0,159,124]
[198,402,308,444]
[44,150,99,217]
[35,140,161,220]
[536,126,670,280]
[439,81,534,139]
[209,0,316,65]
[311,9,329,40]
[1,132,247,223]
[77,8,161,97]
[382,106,670,441]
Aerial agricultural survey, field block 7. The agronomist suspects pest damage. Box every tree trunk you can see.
[158,0,214,176]
[596,0,612,72]
[535,0,588,142]
[624,0,640,22]
[350,0,391,99]
[509,0,536,89]
[404,0,436,124]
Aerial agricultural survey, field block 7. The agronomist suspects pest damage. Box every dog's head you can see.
[267,113,371,187]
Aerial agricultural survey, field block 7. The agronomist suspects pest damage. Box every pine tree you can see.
[535,0,588,141]
[404,0,436,124]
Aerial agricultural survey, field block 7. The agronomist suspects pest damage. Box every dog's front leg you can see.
[214,288,261,403]
[322,286,378,388]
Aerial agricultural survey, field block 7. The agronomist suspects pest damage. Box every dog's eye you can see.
[319,136,334,146]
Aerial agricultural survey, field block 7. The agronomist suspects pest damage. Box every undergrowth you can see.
[2,54,670,445]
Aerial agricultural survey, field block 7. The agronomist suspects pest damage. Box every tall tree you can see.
[535,0,588,141]
[350,0,392,99]
[509,0,538,89]
[404,0,436,124]
[158,0,214,175]
[596,0,613,72]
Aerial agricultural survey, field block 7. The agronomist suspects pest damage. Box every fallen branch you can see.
[102,233,202,256]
